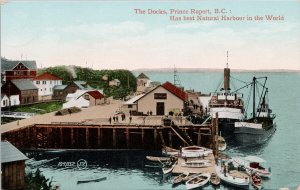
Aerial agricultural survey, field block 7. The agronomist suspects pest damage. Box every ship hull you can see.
[234,123,276,144]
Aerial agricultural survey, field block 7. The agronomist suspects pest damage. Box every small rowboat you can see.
[210,172,221,186]
[251,172,262,190]
[162,162,176,175]
[162,146,179,157]
[77,176,107,184]
[181,161,211,168]
[181,146,212,158]
[186,173,211,190]
[172,172,189,185]
[146,156,170,162]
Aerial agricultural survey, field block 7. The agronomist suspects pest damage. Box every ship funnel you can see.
[224,67,230,91]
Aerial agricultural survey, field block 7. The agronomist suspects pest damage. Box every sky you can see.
[1,1,300,70]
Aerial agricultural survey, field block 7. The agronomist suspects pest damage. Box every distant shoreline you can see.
[132,68,300,73]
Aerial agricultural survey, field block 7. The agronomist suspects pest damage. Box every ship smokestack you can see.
[224,51,230,91]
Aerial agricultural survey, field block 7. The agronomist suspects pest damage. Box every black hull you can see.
[234,123,276,144]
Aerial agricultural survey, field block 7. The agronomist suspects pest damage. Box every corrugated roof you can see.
[162,81,187,101]
[125,94,145,105]
[137,73,149,79]
[1,57,37,71]
[11,79,38,90]
[34,72,62,80]
[86,90,104,99]
[53,85,67,90]
[1,141,28,163]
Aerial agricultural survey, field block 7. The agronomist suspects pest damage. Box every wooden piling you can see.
[197,128,201,146]
[97,128,101,148]
[85,128,89,148]
[154,128,158,148]
[113,128,116,148]
[60,128,63,148]
[126,128,130,149]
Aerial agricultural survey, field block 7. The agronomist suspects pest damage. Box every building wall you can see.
[34,80,62,97]
[1,161,25,190]
[20,89,38,104]
[82,94,105,106]
[1,95,9,107]
[137,86,184,115]
[5,70,36,82]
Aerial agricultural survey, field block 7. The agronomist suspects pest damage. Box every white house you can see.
[33,72,62,100]
[1,94,20,108]
[109,79,120,87]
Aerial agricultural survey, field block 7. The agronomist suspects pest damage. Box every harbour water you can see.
[25,71,300,190]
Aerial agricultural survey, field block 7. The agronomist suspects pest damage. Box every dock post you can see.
[141,128,145,147]
[113,128,117,148]
[71,128,74,148]
[86,128,89,148]
[126,128,130,149]
[154,128,158,148]
[215,112,219,160]
[197,128,201,146]
[60,128,63,148]
[169,131,173,147]
[97,128,101,148]
[33,127,37,148]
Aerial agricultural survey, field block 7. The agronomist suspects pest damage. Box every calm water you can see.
[25,72,300,190]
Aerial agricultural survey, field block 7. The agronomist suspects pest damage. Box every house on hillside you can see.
[1,141,28,190]
[109,79,120,87]
[53,80,93,100]
[125,81,187,116]
[1,79,38,104]
[1,57,37,83]
[33,72,63,100]
[136,73,150,95]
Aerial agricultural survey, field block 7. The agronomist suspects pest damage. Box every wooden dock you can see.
[172,154,216,175]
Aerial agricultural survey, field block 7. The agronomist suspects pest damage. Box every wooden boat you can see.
[185,160,210,164]
[181,161,211,168]
[162,146,179,157]
[172,172,189,185]
[215,164,250,189]
[232,156,271,178]
[218,136,227,151]
[77,176,107,184]
[210,172,221,186]
[162,162,176,175]
[181,146,212,158]
[146,156,170,162]
[185,173,211,190]
[251,172,262,190]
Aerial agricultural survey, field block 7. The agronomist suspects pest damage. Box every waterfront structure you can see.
[33,72,62,101]
[53,80,93,100]
[1,79,38,104]
[63,90,105,109]
[133,81,187,115]
[1,57,37,83]
[1,93,20,108]
[1,141,28,190]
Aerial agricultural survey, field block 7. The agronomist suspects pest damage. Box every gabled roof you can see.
[1,57,37,71]
[137,73,149,79]
[1,141,28,163]
[11,79,38,90]
[86,90,104,99]
[162,81,187,101]
[53,85,67,90]
[1,93,8,100]
[73,81,93,90]
[34,72,62,81]
[124,94,145,105]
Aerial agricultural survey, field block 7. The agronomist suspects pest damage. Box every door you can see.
[156,102,165,115]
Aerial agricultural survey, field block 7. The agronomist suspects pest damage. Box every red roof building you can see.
[33,72,62,81]
[162,81,187,101]
[86,90,104,99]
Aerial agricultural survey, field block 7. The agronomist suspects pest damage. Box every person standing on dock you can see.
[129,116,132,123]
[113,116,116,122]
[109,117,112,124]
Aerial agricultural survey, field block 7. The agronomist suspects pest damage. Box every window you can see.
[128,105,133,108]
[43,81,46,84]
[154,93,167,99]
[44,88,46,91]
[36,81,40,84]
[84,94,90,100]
[50,88,52,92]
[41,89,42,91]
[50,81,52,84]
[3,100,5,106]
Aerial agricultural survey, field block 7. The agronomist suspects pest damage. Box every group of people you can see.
[108,113,132,124]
